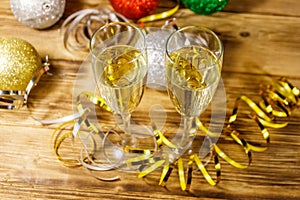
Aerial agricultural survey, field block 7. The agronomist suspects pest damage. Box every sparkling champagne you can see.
[96,45,147,114]
[166,46,221,117]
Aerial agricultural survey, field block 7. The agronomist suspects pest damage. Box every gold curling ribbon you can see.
[78,91,113,113]
[125,152,153,167]
[213,144,248,169]
[52,121,83,167]
[51,92,123,181]
[52,92,112,168]
[195,117,221,137]
[138,159,166,179]
[51,78,299,190]
[159,161,173,186]
[186,157,193,190]
[193,153,220,186]
[211,78,299,169]
[141,152,220,190]
[136,78,299,190]
[51,90,176,173]
[176,158,185,190]
[153,129,178,148]
[138,0,180,24]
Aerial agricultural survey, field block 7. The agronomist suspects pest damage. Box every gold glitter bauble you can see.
[0,37,42,91]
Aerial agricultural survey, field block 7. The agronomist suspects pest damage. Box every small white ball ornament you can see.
[10,0,66,29]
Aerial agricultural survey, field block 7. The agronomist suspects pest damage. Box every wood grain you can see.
[1,0,300,199]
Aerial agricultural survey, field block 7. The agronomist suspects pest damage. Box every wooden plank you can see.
[0,0,300,199]
[223,0,300,17]
[1,3,299,77]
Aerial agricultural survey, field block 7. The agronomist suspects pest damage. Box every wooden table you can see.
[1,0,300,199]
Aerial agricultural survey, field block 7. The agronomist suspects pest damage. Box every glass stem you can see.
[122,113,131,135]
[122,113,136,147]
[181,116,196,148]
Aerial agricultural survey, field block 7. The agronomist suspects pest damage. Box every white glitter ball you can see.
[10,0,66,29]
[145,28,172,91]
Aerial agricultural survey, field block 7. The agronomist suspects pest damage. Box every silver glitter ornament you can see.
[10,0,66,29]
[145,27,173,91]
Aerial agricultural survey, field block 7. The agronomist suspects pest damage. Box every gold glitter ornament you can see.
[0,38,41,90]
[0,37,49,109]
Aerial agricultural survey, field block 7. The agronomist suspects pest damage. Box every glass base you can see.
[101,122,157,172]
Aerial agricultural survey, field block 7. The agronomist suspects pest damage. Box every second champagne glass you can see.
[165,26,223,150]
[90,22,147,148]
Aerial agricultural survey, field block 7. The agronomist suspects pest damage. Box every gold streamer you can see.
[211,78,299,171]
[159,162,173,186]
[138,159,166,178]
[139,152,220,190]
[195,117,221,137]
[52,121,82,167]
[186,158,193,191]
[177,158,186,190]
[50,78,299,191]
[193,154,220,186]
[138,0,180,24]
[51,90,176,173]
[137,78,299,190]
[153,129,178,148]
[213,144,248,169]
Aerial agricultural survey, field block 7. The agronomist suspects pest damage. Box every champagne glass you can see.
[165,26,223,149]
[90,22,147,148]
